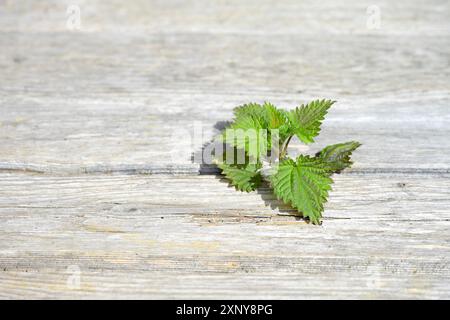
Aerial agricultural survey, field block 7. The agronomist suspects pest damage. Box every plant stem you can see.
[280,135,293,160]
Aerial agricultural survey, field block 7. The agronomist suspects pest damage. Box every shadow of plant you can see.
[192,120,305,220]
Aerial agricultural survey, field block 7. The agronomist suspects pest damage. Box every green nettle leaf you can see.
[316,141,362,173]
[233,103,268,122]
[222,128,266,161]
[218,162,262,192]
[263,102,291,143]
[221,104,262,160]
[214,99,361,224]
[271,156,333,224]
[223,103,271,161]
[287,99,335,144]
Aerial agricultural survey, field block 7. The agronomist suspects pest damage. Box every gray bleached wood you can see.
[0,0,449,299]
[0,173,449,299]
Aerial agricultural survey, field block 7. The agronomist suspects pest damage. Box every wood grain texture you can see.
[1,0,449,35]
[0,0,449,299]
[0,2,449,172]
[0,173,449,299]
[0,33,449,171]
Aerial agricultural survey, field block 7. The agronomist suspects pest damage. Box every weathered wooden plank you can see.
[1,0,449,300]
[1,92,449,173]
[1,0,449,35]
[1,271,448,300]
[2,32,449,98]
[1,172,449,221]
[1,0,449,174]
[0,173,449,299]
[1,3,449,173]
[1,33,450,172]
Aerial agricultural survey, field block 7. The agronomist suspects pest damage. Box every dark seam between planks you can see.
[0,163,450,176]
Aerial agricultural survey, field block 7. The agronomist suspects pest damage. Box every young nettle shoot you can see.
[213,99,361,225]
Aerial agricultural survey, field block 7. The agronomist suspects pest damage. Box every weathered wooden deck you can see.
[0,0,449,299]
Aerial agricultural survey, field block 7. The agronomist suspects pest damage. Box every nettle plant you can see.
[213,99,360,225]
